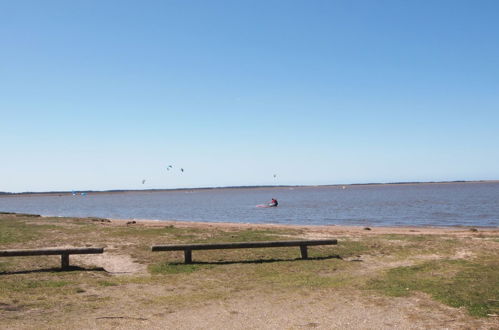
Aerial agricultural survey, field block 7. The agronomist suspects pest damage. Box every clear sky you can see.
[1,0,498,192]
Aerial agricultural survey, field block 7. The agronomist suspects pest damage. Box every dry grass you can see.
[0,213,498,329]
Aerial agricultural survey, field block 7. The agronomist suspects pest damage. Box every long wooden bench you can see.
[0,247,104,269]
[152,239,337,264]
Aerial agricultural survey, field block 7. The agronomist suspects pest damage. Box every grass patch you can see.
[0,217,43,244]
[0,261,9,272]
[105,226,202,241]
[149,262,212,274]
[0,279,71,293]
[251,258,353,288]
[97,280,119,287]
[367,257,499,317]
[202,228,303,243]
[381,234,437,242]
[334,239,370,258]
[375,234,460,258]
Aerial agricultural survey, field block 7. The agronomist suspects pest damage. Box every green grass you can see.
[106,225,203,239]
[334,239,370,258]
[374,234,460,258]
[0,279,71,292]
[0,215,86,245]
[367,257,499,317]
[0,261,9,272]
[149,263,212,274]
[0,217,43,244]
[97,280,119,287]
[201,228,304,243]
[248,258,354,288]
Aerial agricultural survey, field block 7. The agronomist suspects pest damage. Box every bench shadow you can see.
[170,254,342,265]
[0,266,106,275]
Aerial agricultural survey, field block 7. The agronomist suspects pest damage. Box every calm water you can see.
[1,183,498,227]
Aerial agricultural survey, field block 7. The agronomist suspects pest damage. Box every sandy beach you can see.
[109,217,499,238]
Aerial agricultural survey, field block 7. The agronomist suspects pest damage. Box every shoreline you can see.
[106,217,499,236]
[2,212,497,231]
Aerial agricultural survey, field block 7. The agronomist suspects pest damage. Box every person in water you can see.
[269,198,278,207]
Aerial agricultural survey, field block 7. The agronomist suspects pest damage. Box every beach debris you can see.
[89,217,111,223]
[96,316,148,321]
[469,228,478,232]
[363,227,371,231]
[303,323,320,328]
[0,303,24,312]
[126,220,137,225]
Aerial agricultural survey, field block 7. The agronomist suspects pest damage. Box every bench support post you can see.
[184,249,192,264]
[300,245,308,259]
[61,253,70,269]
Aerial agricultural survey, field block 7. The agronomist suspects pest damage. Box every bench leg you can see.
[184,249,192,264]
[300,245,308,259]
[61,253,70,269]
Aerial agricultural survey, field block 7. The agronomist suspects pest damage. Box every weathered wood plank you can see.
[0,247,104,257]
[151,239,337,252]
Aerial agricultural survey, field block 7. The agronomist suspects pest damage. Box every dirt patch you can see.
[62,291,498,330]
[73,253,147,275]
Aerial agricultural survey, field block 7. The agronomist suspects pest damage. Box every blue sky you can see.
[1,0,498,192]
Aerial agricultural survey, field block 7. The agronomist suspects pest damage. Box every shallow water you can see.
[1,183,498,227]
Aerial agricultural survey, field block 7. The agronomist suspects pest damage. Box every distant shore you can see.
[1,179,498,197]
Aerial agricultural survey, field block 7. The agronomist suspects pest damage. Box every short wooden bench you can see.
[0,247,104,269]
[152,239,337,264]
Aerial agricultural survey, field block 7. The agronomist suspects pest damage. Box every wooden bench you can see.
[0,247,104,269]
[152,239,337,264]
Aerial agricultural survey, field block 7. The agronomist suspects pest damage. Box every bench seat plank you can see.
[0,247,104,257]
[0,247,104,269]
[152,239,337,263]
[152,239,337,251]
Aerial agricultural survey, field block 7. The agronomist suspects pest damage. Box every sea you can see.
[1,182,498,227]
